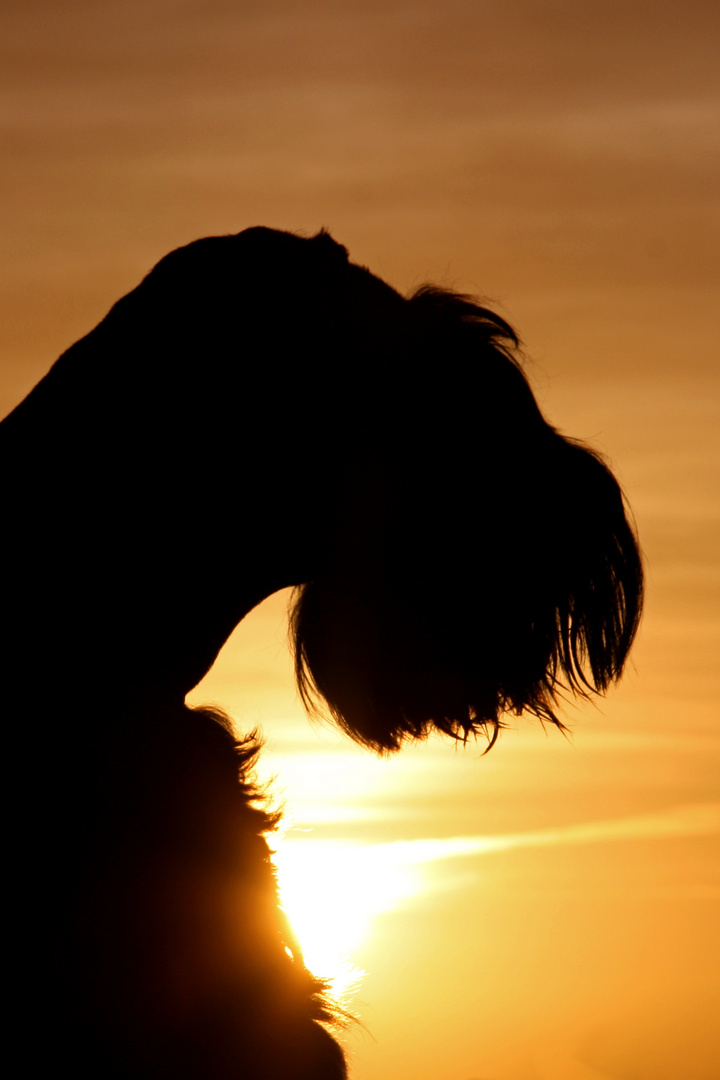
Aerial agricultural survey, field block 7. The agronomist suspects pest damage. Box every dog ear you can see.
[291,288,643,752]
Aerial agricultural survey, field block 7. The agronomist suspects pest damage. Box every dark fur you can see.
[2,227,642,1077]
[291,282,643,751]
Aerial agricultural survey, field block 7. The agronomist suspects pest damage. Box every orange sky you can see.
[2,3,718,1078]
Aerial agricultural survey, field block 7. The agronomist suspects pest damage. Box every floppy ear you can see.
[290,289,643,753]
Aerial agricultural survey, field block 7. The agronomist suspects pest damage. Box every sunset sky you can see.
[2,3,718,1078]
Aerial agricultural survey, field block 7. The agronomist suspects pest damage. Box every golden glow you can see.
[271,837,424,998]
[8,4,716,1071]
[272,802,720,1004]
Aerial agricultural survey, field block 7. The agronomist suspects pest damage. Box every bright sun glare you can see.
[271,838,424,999]
[270,801,720,1001]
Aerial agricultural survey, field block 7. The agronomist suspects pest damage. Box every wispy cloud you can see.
[274,802,720,977]
[281,802,720,868]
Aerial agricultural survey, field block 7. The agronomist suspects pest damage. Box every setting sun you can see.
[272,837,424,998]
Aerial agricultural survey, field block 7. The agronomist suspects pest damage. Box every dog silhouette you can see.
[2,227,642,1078]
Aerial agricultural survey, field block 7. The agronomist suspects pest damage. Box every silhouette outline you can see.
[2,227,643,1078]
